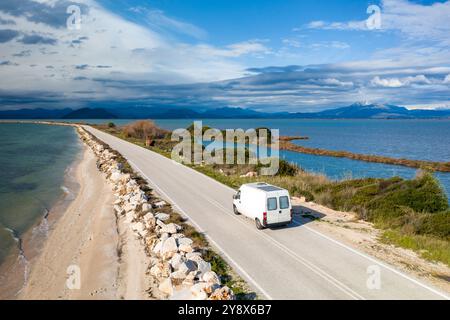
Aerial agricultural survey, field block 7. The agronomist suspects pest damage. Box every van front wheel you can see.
[255,218,265,230]
[233,205,240,215]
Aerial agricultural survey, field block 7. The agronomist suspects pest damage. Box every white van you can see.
[233,183,292,229]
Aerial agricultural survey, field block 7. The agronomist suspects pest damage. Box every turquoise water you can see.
[43,118,450,199]
[0,123,80,264]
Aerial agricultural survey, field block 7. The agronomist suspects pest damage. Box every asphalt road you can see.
[85,126,449,300]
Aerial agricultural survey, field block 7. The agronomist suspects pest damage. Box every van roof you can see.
[243,182,285,192]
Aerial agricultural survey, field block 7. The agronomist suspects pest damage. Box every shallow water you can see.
[0,123,80,265]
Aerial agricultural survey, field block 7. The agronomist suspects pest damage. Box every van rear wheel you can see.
[233,205,240,215]
[255,218,265,230]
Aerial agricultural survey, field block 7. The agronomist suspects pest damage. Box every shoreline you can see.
[0,132,83,300]
[2,122,238,300]
[18,143,120,299]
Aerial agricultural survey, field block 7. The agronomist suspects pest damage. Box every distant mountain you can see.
[310,102,412,119]
[62,108,116,119]
[0,108,72,119]
[201,107,265,119]
[1,103,449,120]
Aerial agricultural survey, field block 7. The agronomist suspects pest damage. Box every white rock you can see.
[178,243,194,253]
[159,223,178,234]
[190,282,208,300]
[161,237,178,257]
[177,237,193,246]
[141,203,152,213]
[185,252,202,261]
[208,286,235,300]
[178,260,197,274]
[109,171,122,182]
[202,271,220,284]
[159,278,173,296]
[196,260,211,278]
[170,270,187,281]
[170,253,185,270]
[154,201,166,208]
[156,219,166,227]
[143,212,154,221]
[155,212,170,222]
[160,233,169,243]
[152,240,163,254]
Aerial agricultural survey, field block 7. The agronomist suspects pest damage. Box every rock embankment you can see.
[77,126,234,300]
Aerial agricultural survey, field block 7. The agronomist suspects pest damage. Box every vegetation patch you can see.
[94,121,450,267]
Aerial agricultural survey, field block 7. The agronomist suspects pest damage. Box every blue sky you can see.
[0,0,449,111]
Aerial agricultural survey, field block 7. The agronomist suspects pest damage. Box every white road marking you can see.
[87,126,449,300]
[293,219,450,300]
[128,159,274,300]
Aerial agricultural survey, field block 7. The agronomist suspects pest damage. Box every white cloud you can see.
[305,0,450,43]
[129,6,207,39]
[306,20,367,31]
[371,76,403,88]
[282,38,301,48]
[370,75,432,88]
[0,0,273,102]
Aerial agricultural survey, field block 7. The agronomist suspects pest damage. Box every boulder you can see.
[208,286,235,300]
[202,271,220,285]
[239,171,258,178]
[160,237,178,258]
[196,260,212,278]
[152,240,163,254]
[170,270,187,281]
[185,252,203,262]
[170,253,185,270]
[178,260,197,274]
[143,212,154,221]
[178,243,194,253]
[150,262,171,278]
[158,278,173,296]
[155,212,170,222]
[177,237,193,246]
[141,203,152,214]
[153,200,166,208]
[190,282,208,300]
[159,223,178,234]
[109,171,122,182]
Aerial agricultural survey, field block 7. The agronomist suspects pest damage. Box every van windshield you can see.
[279,196,290,209]
[267,197,277,211]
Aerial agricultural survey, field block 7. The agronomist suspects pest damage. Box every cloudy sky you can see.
[0,0,449,111]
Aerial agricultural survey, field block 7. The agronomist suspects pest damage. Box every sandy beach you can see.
[19,145,120,299]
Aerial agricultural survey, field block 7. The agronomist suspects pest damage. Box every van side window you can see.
[279,196,290,209]
[267,197,277,211]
